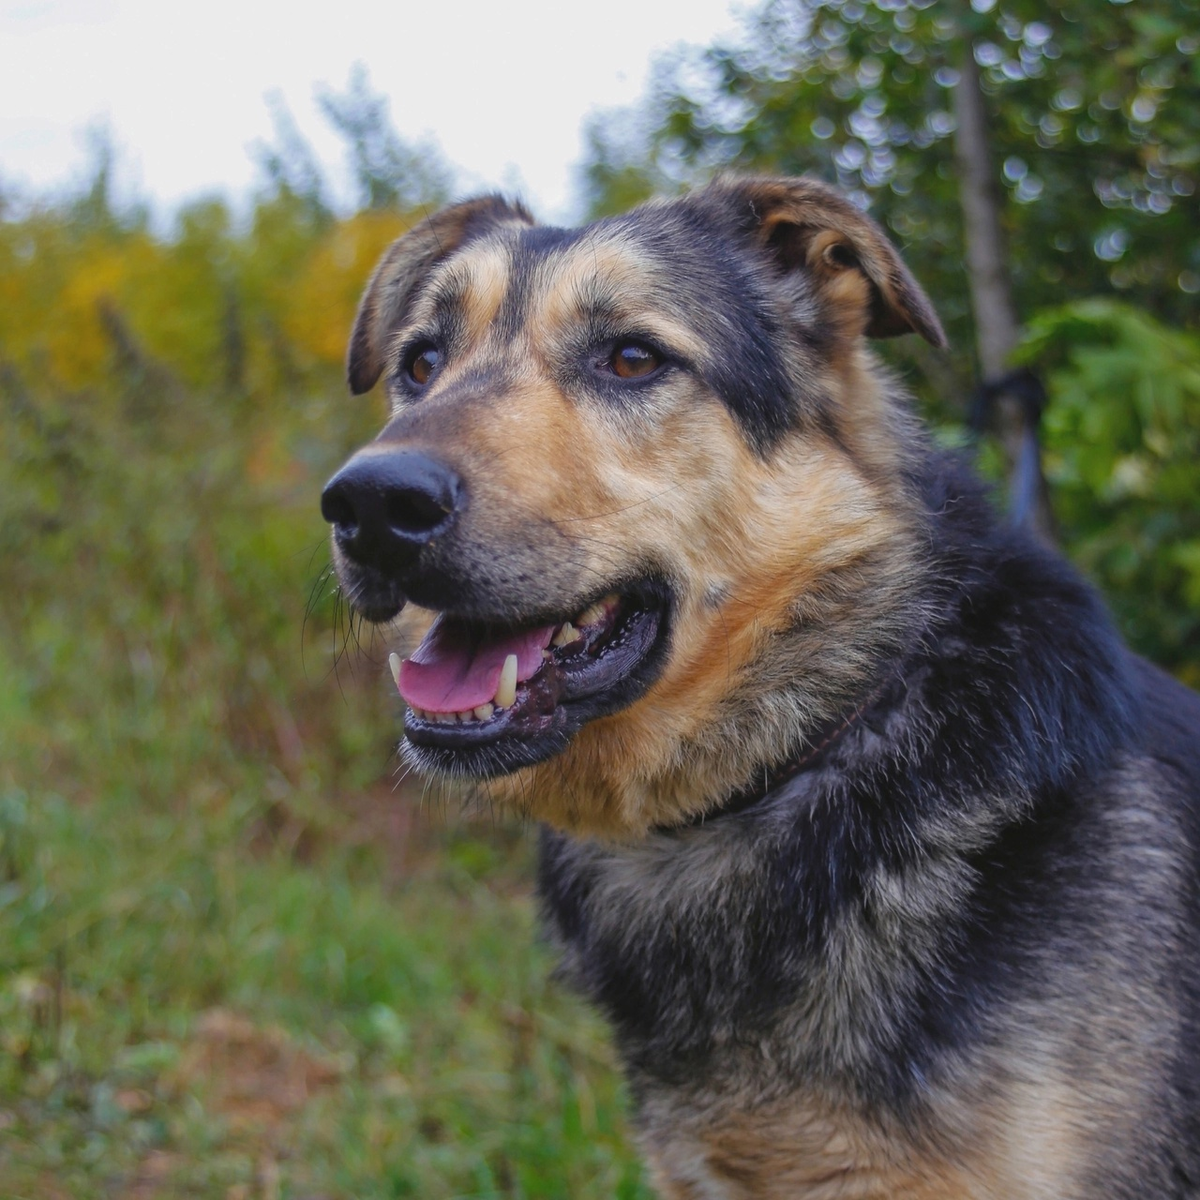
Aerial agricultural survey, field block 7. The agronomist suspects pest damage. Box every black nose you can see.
[321,450,464,569]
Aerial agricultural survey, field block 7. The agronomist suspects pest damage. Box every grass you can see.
[0,779,651,1198]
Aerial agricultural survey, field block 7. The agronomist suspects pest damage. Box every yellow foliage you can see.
[52,235,165,387]
[281,210,416,368]
[0,200,419,399]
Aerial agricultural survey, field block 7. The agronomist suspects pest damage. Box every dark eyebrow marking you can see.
[427,278,467,322]
[493,225,582,343]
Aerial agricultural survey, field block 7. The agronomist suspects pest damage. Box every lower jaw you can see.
[403,715,575,779]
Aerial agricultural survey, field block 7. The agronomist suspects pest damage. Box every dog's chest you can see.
[638,1078,1101,1200]
[538,818,1103,1200]
[638,1094,990,1200]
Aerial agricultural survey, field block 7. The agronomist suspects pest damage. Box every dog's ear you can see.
[710,176,947,349]
[347,195,535,394]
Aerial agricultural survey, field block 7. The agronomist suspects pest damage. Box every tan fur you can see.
[639,1055,1111,1200]
[447,242,511,345]
[647,1103,978,1200]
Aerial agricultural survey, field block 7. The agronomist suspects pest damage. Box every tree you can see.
[252,92,334,228]
[1016,300,1200,681]
[582,0,1200,370]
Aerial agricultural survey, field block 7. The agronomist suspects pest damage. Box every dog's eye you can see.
[405,344,441,387]
[609,341,662,380]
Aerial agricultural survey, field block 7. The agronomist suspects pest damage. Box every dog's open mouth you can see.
[393,585,670,775]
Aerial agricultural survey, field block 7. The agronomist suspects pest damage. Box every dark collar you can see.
[666,676,894,831]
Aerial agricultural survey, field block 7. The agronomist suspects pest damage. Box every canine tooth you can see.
[473,703,494,721]
[388,652,402,689]
[552,622,581,647]
[409,706,425,720]
[494,654,518,709]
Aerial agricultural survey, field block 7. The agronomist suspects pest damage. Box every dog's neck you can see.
[663,669,900,831]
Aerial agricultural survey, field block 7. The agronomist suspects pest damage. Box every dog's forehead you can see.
[441,217,712,323]
[411,201,807,448]
[427,207,786,366]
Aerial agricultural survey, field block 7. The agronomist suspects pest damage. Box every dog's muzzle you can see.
[321,445,673,776]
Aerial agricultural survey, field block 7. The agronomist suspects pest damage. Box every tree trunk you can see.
[953,43,1056,542]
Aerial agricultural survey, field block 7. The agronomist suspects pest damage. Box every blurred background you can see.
[1,0,1197,1196]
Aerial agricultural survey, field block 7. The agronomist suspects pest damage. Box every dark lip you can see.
[401,580,673,778]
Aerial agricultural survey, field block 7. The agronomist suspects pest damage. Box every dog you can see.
[321,176,1200,1198]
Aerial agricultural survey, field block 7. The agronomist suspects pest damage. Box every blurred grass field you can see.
[0,180,652,1196]
[0,791,649,1198]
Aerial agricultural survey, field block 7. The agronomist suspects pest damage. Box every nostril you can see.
[320,485,359,537]
[387,487,451,537]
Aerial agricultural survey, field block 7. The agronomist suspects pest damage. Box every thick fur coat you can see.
[323,175,1200,1197]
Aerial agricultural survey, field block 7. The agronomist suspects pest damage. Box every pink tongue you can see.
[397,616,557,712]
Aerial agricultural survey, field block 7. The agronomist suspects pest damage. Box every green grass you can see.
[0,782,651,1198]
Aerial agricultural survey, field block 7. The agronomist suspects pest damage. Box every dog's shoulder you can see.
[1130,653,1200,791]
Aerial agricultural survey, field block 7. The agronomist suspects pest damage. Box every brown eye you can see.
[407,346,441,386]
[610,341,661,380]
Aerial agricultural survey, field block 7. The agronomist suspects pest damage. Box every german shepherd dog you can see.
[321,176,1200,1197]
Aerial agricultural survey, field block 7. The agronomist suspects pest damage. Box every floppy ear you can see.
[707,175,947,349]
[347,194,535,394]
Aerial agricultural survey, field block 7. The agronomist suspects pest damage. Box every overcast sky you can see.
[0,0,747,224]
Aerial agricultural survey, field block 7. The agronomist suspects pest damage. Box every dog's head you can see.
[322,176,944,837]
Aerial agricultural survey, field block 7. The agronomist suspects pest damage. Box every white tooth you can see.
[409,707,424,720]
[552,622,581,647]
[388,652,402,689]
[437,711,455,724]
[473,703,495,721]
[494,654,518,709]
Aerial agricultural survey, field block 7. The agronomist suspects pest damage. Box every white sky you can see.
[0,0,746,224]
